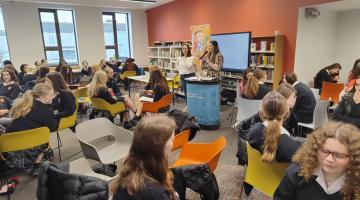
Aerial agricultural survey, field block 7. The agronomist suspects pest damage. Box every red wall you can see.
[146,0,339,73]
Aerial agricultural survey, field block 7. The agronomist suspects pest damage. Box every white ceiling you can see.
[4,0,174,10]
[314,0,360,11]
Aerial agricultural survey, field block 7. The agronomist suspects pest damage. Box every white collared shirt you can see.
[263,121,290,136]
[313,168,345,195]
[292,81,300,87]
[176,56,196,75]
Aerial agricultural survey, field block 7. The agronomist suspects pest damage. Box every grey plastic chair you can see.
[233,97,262,129]
[75,118,133,164]
[69,158,115,182]
[310,88,320,101]
[298,100,329,134]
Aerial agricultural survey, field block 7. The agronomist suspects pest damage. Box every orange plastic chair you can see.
[320,82,344,104]
[171,136,227,173]
[141,93,173,113]
[171,129,191,151]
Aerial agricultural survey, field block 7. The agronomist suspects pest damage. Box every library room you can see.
[1,0,360,199]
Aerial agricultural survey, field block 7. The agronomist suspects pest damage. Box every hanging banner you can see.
[191,24,211,67]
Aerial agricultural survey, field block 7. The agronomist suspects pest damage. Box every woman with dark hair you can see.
[345,59,360,93]
[46,72,76,121]
[60,65,73,85]
[36,67,50,84]
[111,115,177,200]
[240,67,254,96]
[332,76,360,128]
[314,63,342,91]
[243,68,271,100]
[55,58,68,73]
[0,69,21,100]
[176,44,195,100]
[274,122,360,200]
[121,58,140,90]
[247,91,300,163]
[18,64,28,84]
[200,40,224,78]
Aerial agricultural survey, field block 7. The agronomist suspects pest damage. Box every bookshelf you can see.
[250,35,284,89]
[148,40,191,72]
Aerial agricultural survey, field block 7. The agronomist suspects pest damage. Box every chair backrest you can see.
[172,129,191,151]
[245,144,289,196]
[58,102,78,131]
[75,118,133,162]
[142,93,173,113]
[310,88,320,101]
[90,98,126,116]
[75,87,89,99]
[320,82,344,103]
[0,127,50,154]
[206,136,227,172]
[236,97,262,122]
[120,71,137,80]
[168,74,180,89]
[312,100,330,129]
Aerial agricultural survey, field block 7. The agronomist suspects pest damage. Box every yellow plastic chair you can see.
[90,98,126,119]
[0,127,51,159]
[171,129,191,151]
[56,101,78,162]
[119,71,137,80]
[74,87,91,104]
[171,136,226,173]
[168,73,181,90]
[241,144,290,197]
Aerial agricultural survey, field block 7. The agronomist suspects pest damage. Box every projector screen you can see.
[211,32,251,72]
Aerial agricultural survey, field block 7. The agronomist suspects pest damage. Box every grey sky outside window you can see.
[39,9,78,66]
[0,7,10,68]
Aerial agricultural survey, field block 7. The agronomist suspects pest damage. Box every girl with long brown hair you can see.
[274,122,360,200]
[111,115,177,200]
[243,68,271,99]
[248,91,300,162]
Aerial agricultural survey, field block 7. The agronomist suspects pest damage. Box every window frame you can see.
[102,12,131,61]
[0,6,11,68]
[38,8,79,66]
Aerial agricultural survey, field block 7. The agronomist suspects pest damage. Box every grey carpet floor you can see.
[1,96,271,200]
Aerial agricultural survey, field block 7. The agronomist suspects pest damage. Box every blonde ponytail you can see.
[88,71,107,97]
[262,119,282,163]
[10,91,34,119]
[10,83,53,119]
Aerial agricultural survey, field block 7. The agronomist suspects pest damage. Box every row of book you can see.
[159,51,171,58]
[171,49,182,58]
[250,55,275,66]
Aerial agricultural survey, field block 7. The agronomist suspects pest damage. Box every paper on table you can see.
[139,96,153,102]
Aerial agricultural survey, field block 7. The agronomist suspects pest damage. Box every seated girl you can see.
[247,91,300,163]
[0,69,21,101]
[133,69,170,120]
[243,68,271,100]
[111,114,177,200]
[46,72,76,122]
[332,76,360,128]
[274,122,360,200]
[5,83,57,174]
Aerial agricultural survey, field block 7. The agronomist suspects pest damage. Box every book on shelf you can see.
[266,70,273,81]
[260,41,267,51]
[250,54,275,66]
[159,50,171,58]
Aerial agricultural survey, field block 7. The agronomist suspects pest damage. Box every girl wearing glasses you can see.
[274,122,360,200]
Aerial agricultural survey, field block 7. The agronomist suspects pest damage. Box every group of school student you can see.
[0,56,169,178]
[235,59,360,199]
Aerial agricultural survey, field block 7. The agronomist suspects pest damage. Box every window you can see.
[39,9,78,66]
[0,7,10,68]
[102,12,131,61]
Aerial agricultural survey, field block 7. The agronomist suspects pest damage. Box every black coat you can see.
[314,69,337,90]
[172,164,219,200]
[332,93,360,128]
[0,82,21,100]
[37,161,109,200]
[80,67,92,76]
[113,183,172,200]
[274,163,343,200]
[247,123,300,162]
[167,109,200,141]
[293,82,316,123]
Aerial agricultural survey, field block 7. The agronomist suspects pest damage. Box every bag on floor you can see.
[167,109,200,141]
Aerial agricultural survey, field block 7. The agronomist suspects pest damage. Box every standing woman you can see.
[176,44,196,100]
[274,122,360,200]
[0,69,21,101]
[200,40,223,79]
[5,83,57,173]
[46,72,76,122]
[111,115,177,200]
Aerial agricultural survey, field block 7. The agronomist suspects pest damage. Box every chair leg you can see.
[57,131,62,162]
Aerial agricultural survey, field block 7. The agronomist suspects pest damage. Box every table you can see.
[185,77,220,130]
